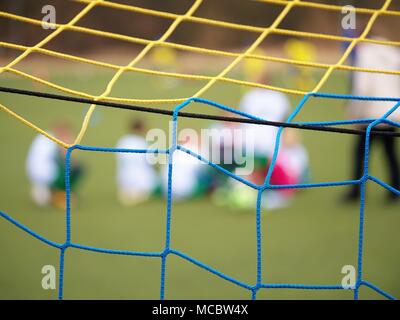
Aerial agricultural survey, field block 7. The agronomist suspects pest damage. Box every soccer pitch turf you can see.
[0,70,399,299]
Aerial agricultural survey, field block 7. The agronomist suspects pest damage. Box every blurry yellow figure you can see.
[284,39,317,91]
[242,48,267,83]
[149,46,180,90]
[150,46,177,69]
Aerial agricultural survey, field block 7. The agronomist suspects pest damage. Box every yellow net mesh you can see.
[1,0,399,148]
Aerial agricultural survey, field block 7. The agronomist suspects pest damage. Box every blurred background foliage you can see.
[1,0,400,55]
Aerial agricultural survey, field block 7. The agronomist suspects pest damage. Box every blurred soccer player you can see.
[161,140,211,201]
[264,129,310,209]
[149,46,180,89]
[284,39,317,91]
[26,122,84,208]
[116,119,158,206]
[344,40,400,203]
[26,133,58,206]
[224,129,310,210]
[207,117,245,188]
[239,70,291,185]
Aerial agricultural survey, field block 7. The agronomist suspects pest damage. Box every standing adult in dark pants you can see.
[346,126,400,202]
[344,39,400,202]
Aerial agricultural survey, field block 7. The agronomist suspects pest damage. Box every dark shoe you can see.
[342,191,360,203]
[386,192,400,203]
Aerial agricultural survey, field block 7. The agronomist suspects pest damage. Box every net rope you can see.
[0,0,399,300]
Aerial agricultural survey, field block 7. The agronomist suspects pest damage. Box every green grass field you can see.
[0,67,399,299]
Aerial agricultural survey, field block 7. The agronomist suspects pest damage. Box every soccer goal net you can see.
[0,0,399,300]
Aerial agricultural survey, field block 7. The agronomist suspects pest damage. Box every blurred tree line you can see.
[1,0,398,53]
